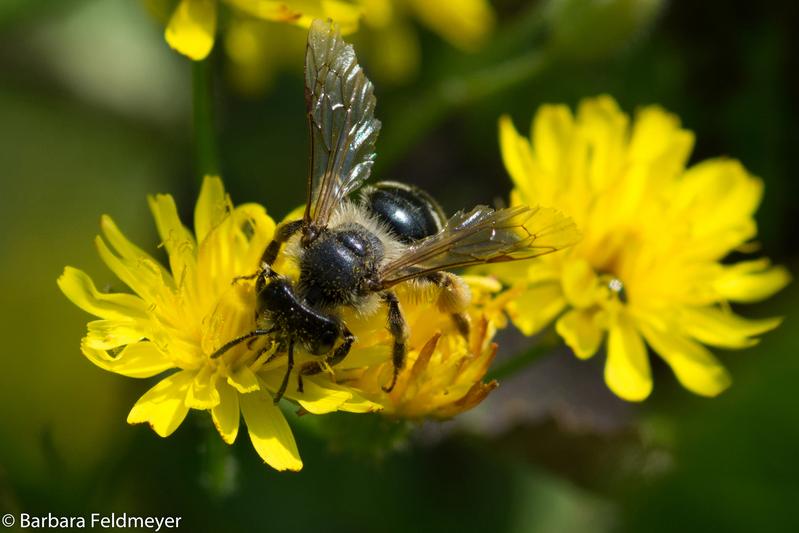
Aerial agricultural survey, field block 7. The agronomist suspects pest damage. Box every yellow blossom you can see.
[58,176,379,471]
[217,0,494,94]
[159,0,364,61]
[338,275,506,419]
[490,95,790,401]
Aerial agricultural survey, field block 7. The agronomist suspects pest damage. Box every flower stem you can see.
[486,337,556,382]
[193,58,219,177]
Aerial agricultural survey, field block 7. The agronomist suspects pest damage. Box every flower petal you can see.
[407,0,493,49]
[507,283,566,336]
[194,175,231,244]
[212,378,240,444]
[680,307,783,349]
[57,267,149,321]
[499,115,537,203]
[715,260,791,303]
[148,193,197,283]
[186,364,221,409]
[266,373,352,415]
[532,103,575,181]
[561,258,598,309]
[84,319,147,350]
[100,215,173,284]
[165,0,217,61]
[240,387,302,471]
[556,309,603,359]
[227,365,260,394]
[81,341,174,378]
[640,322,731,397]
[127,370,194,436]
[94,236,169,305]
[605,314,652,401]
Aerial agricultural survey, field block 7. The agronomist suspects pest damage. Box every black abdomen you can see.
[362,181,445,243]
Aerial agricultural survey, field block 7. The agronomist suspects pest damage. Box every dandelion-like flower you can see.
[58,176,380,471]
[160,0,363,61]
[491,95,790,401]
[338,276,508,419]
[59,176,504,470]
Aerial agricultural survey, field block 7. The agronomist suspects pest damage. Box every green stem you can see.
[487,337,557,382]
[192,58,219,177]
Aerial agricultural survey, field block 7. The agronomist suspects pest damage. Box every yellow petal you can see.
[58,267,150,321]
[533,104,575,180]
[100,215,173,284]
[407,0,494,50]
[165,0,217,61]
[260,369,352,414]
[561,258,598,308]
[240,387,302,471]
[507,283,566,336]
[227,365,261,394]
[227,0,362,34]
[555,309,602,359]
[148,193,197,283]
[194,175,231,243]
[680,307,783,349]
[186,364,221,409]
[81,341,174,378]
[338,389,383,413]
[715,260,791,303]
[84,319,147,350]
[212,378,240,444]
[640,322,731,397]
[605,314,652,401]
[127,370,194,436]
[628,105,693,169]
[322,0,364,34]
[499,115,537,203]
[94,236,168,305]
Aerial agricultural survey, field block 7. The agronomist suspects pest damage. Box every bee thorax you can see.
[298,224,384,308]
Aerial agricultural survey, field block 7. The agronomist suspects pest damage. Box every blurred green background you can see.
[1,0,797,531]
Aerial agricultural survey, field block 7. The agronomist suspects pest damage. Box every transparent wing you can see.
[379,205,581,287]
[303,19,381,227]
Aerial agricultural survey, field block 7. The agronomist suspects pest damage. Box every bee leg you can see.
[273,340,294,404]
[296,327,355,393]
[381,291,408,393]
[425,272,471,339]
[210,328,274,359]
[261,219,304,267]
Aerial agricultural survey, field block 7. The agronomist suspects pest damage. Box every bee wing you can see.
[303,19,381,227]
[379,205,581,287]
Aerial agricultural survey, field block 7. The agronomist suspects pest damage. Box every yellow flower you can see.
[161,0,364,61]
[218,0,494,94]
[491,95,790,401]
[58,176,378,471]
[338,275,506,419]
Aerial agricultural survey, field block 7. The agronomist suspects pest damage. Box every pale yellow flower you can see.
[490,95,790,401]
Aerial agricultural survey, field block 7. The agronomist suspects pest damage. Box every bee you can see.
[212,20,580,402]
